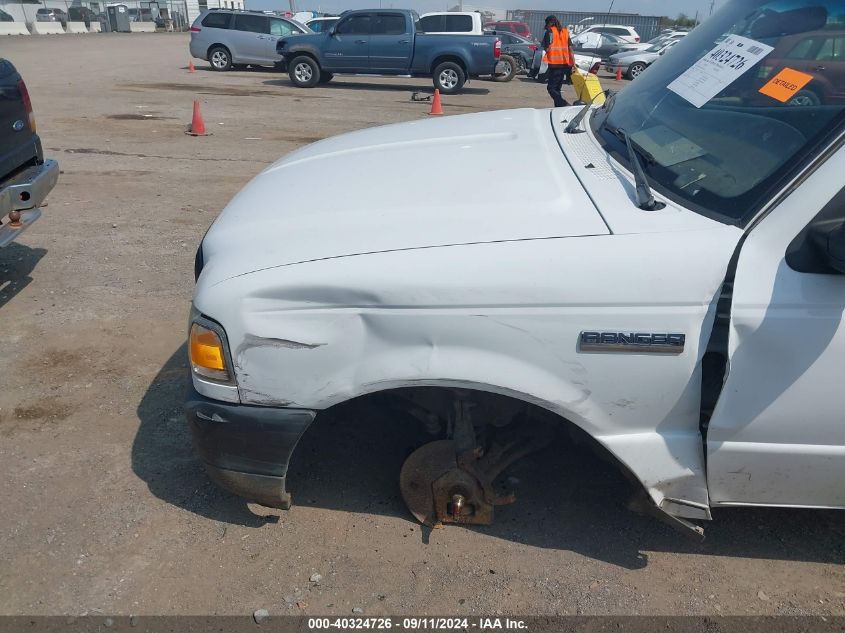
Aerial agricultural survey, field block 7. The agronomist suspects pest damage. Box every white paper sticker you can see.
[668,35,773,108]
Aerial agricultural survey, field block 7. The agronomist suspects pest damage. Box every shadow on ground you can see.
[262,78,492,95]
[134,346,845,568]
[0,242,47,310]
[132,343,279,528]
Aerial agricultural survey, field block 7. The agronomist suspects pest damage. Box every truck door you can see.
[369,12,412,72]
[707,155,845,509]
[324,13,370,71]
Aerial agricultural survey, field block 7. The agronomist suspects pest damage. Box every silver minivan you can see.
[189,9,310,71]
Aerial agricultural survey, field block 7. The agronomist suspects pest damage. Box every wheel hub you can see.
[399,399,556,528]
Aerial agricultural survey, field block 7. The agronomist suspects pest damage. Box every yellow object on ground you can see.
[572,68,606,105]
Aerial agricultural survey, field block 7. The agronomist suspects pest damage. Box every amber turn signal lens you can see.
[189,323,229,381]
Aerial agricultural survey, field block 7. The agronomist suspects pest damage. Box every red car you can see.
[755,29,845,105]
[484,20,533,41]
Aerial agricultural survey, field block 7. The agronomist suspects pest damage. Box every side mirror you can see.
[810,221,845,274]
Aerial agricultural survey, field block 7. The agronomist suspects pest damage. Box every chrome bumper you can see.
[0,159,58,247]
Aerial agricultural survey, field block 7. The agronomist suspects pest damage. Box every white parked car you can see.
[187,0,845,537]
[579,23,640,43]
[607,38,681,79]
[303,16,337,33]
[619,31,687,52]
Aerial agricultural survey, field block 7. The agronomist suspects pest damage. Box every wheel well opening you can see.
[207,43,230,57]
[288,386,649,528]
[431,55,467,75]
[288,52,319,66]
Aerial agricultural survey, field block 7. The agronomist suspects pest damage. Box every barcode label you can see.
[668,35,773,108]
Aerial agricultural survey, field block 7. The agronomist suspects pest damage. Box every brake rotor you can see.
[399,440,458,526]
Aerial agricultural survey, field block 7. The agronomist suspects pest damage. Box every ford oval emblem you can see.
[12,120,24,132]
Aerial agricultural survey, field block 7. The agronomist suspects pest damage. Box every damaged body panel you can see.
[187,0,845,530]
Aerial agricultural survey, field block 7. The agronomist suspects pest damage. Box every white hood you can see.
[199,108,609,286]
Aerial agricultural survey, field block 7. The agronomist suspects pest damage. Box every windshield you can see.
[591,0,845,225]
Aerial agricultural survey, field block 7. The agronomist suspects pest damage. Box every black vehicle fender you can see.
[279,44,323,67]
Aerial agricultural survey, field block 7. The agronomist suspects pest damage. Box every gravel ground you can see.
[0,33,843,617]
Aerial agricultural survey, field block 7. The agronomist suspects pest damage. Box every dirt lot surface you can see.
[0,34,843,618]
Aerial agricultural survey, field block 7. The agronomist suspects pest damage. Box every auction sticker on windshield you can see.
[758,67,814,103]
[668,35,773,108]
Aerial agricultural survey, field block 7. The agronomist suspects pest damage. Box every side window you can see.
[233,14,268,34]
[336,14,370,35]
[835,36,845,61]
[443,14,472,32]
[816,37,835,61]
[309,21,322,32]
[201,12,231,28]
[786,37,816,59]
[418,15,444,32]
[371,13,406,35]
[270,18,295,36]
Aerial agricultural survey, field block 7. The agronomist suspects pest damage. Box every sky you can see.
[245,0,726,19]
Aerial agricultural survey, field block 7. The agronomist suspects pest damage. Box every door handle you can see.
[399,39,409,44]
[815,65,826,71]
[355,39,366,44]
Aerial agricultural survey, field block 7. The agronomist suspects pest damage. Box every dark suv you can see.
[189,9,309,71]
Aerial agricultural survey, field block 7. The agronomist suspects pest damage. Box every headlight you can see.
[189,317,233,383]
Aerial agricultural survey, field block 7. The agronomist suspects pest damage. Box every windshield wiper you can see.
[615,127,666,211]
[564,89,612,134]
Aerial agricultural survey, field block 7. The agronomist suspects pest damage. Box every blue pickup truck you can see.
[277,9,501,94]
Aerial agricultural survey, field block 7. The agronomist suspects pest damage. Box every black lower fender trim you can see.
[184,383,316,509]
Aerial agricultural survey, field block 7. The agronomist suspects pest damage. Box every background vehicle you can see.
[621,30,687,52]
[573,32,628,60]
[418,11,483,35]
[68,6,98,27]
[751,29,845,106]
[190,9,310,71]
[579,23,640,43]
[497,31,539,74]
[278,9,501,94]
[483,19,532,40]
[607,37,681,79]
[0,59,58,248]
[36,7,67,26]
[0,8,13,21]
[304,16,337,33]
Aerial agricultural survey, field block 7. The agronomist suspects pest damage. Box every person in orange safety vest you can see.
[541,15,574,108]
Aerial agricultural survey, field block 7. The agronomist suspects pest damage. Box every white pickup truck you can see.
[186,0,845,538]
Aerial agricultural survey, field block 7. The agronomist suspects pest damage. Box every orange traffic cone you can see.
[429,89,444,116]
[188,60,196,73]
[615,66,623,81]
[185,99,209,136]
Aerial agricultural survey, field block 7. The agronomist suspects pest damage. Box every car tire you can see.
[208,46,232,72]
[318,72,333,84]
[789,88,821,106]
[627,62,646,80]
[492,54,516,82]
[433,61,466,94]
[289,55,321,88]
